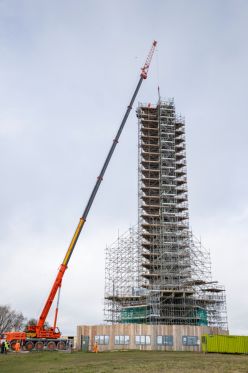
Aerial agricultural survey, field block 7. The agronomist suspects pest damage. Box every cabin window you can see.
[135,335,151,345]
[114,335,130,345]
[94,335,109,345]
[182,336,199,346]
[157,335,173,345]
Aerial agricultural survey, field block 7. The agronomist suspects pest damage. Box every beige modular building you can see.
[77,324,228,352]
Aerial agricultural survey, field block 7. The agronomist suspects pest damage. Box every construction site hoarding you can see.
[77,324,228,352]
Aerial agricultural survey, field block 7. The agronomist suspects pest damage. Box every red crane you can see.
[5,40,157,351]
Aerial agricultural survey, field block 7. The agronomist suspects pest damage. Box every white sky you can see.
[0,0,248,336]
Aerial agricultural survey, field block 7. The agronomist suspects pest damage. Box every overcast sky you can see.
[0,0,248,336]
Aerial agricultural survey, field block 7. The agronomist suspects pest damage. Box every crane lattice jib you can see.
[140,40,157,79]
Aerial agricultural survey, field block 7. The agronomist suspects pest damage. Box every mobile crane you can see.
[4,41,157,351]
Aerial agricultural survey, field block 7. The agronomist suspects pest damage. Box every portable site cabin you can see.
[202,335,248,354]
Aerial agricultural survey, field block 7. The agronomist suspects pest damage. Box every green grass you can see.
[0,350,248,373]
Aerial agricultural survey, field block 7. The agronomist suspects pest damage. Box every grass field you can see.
[0,350,248,373]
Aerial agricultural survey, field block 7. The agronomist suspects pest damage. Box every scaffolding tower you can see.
[104,100,228,329]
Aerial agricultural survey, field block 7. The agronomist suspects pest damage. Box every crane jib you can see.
[62,77,143,268]
[36,41,157,335]
[62,217,85,266]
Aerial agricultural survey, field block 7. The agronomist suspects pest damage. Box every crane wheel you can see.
[10,341,17,351]
[35,341,44,351]
[25,341,34,351]
[57,341,66,350]
[47,341,56,350]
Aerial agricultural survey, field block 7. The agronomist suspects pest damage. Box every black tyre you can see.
[57,341,66,350]
[10,341,16,351]
[47,341,56,350]
[35,341,44,351]
[25,341,34,351]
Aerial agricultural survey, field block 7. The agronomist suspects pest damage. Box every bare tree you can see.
[0,305,26,334]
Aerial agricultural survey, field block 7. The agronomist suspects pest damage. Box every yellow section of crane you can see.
[62,217,85,266]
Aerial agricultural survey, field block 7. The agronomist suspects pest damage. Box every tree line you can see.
[0,305,50,334]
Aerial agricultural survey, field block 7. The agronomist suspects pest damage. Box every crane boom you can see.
[35,40,157,336]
